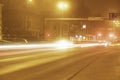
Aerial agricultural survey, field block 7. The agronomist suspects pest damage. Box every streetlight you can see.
[108,33,116,41]
[82,24,86,29]
[58,2,68,17]
[58,2,68,37]
[28,0,32,2]
[109,33,114,38]
[98,33,102,40]
[82,24,87,40]
[98,33,102,37]
[27,0,33,5]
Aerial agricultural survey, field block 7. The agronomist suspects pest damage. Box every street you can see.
[0,45,120,80]
[0,0,120,80]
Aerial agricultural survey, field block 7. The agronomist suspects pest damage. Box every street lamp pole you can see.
[82,24,86,40]
[58,2,68,38]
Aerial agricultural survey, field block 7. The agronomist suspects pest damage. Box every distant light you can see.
[83,36,86,40]
[113,20,120,27]
[109,33,114,38]
[75,35,79,38]
[98,33,102,37]
[79,35,82,38]
[47,34,50,37]
[82,25,86,29]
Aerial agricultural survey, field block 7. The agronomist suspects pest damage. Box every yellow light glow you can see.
[55,39,73,49]
[47,34,50,37]
[58,2,68,10]
[75,35,79,38]
[109,33,114,38]
[98,33,102,37]
[83,37,86,40]
[113,20,120,27]
[82,25,86,29]
[29,0,32,2]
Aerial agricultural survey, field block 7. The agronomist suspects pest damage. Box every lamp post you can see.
[82,24,87,40]
[58,2,68,37]
[58,2,68,17]
[98,33,102,40]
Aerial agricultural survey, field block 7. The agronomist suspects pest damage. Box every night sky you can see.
[1,0,120,17]
[35,0,120,17]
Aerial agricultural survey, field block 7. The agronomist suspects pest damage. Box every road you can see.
[0,45,120,80]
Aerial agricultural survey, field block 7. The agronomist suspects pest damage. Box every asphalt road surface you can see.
[0,46,120,80]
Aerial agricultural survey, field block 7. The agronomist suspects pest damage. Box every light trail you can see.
[0,44,55,50]
[74,43,108,48]
[0,42,107,51]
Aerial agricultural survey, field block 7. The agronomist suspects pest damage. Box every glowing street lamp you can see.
[27,0,33,4]
[29,0,32,2]
[97,33,102,40]
[82,25,86,29]
[108,33,116,41]
[82,25,87,39]
[58,2,68,17]
[109,33,115,38]
[58,2,68,37]
[58,2,68,11]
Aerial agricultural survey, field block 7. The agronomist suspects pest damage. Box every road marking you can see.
[0,54,68,75]
[0,47,109,76]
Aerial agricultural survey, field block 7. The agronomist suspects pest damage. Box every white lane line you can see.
[0,54,68,75]
[0,49,60,62]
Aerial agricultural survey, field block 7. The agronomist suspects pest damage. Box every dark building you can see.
[2,0,44,41]
[1,0,120,41]
[44,17,120,40]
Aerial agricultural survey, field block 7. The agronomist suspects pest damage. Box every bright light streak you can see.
[0,41,108,51]
[0,44,55,50]
[0,40,74,50]
[55,40,73,49]
[74,42,108,48]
